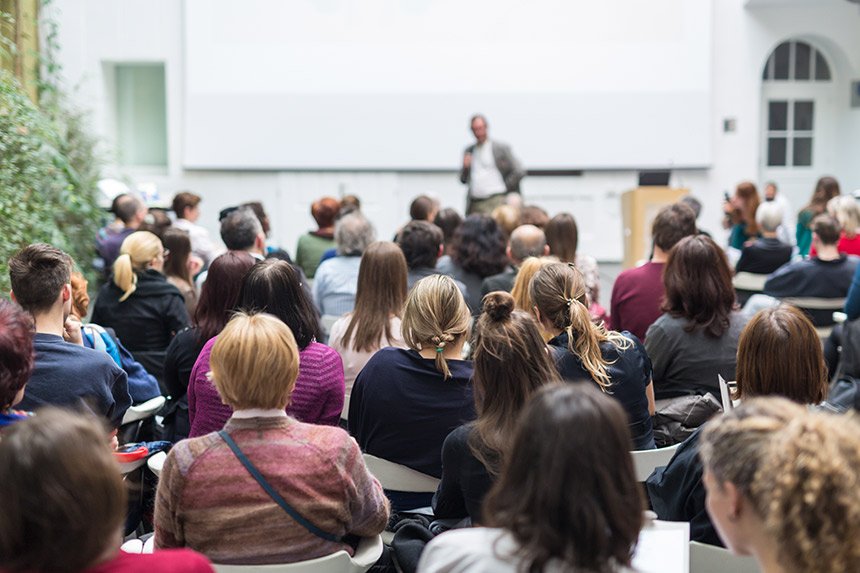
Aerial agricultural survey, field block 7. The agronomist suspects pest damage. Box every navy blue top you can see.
[845,263,860,321]
[349,347,475,510]
[548,331,655,450]
[19,333,131,427]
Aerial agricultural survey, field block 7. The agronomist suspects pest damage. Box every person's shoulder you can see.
[167,431,223,474]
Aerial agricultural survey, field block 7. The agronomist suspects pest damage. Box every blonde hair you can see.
[827,195,860,239]
[700,398,860,573]
[113,231,163,302]
[511,257,555,313]
[210,312,300,410]
[401,275,470,379]
[530,262,630,390]
[490,204,521,237]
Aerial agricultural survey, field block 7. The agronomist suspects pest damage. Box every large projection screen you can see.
[183,0,712,170]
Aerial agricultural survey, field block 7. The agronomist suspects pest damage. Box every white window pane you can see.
[116,64,168,166]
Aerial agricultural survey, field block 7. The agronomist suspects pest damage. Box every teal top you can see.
[796,209,815,257]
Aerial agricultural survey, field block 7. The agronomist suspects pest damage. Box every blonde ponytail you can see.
[112,253,137,302]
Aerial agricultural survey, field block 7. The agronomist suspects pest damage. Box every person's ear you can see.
[723,480,744,521]
[62,283,72,301]
[437,244,444,258]
[255,233,266,252]
[542,244,550,256]
[533,306,543,323]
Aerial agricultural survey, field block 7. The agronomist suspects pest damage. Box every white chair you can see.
[362,454,440,493]
[781,296,846,339]
[147,450,167,478]
[341,392,351,422]
[717,375,739,412]
[689,541,758,573]
[732,272,768,292]
[121,395,167,425]
[213,535,383,573]
[634,520,690,573]
[631,444,681,482]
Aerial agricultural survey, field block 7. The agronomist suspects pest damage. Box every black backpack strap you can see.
[217,430,341,543]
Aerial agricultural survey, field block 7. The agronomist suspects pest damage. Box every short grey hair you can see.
[509,224,547,262]
[335,213,376,256]
[220,207,263,250]
[755,201,784,233]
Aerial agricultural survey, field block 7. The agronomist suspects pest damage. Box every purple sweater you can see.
[188,339,345,437]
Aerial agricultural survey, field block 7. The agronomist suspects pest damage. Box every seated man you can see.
[735,201,793,275]
[755,214,858,326]
[313,212,376,316]
[610,203,697,341]
[396,220,468,299]
[481,224,548,296]
[9,244,130,427]
[95,193,147,279]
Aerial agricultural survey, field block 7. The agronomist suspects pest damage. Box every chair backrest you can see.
[717,375,738,412]
[732,272,768,292]
[341,392,351,422]
[147,450,167,478]
[689,541,758,573]
[634,520,690,573]
[121,395,167,425]
[362,454,440,492]
[213,535,382,573]
[631,444,681,482]
[781,297,846,339]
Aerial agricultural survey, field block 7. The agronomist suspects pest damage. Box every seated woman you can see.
[509,256,554,339]
[531,262,655,449]
[441,214,508,314]
[162,228,201,318]
[433,291,561,524]
[348,275,475,509]
[645,235,749,400]
[419,384,644,573]
[188,259,343,435]
[723,181,760,251]
[328,241,409,395]
[163,251,257,441]
[0,409,213,572]
[0,300,35,428]
[646,304,829,546]
[295,196,339,279]
[700,398,860,573]
[544,212,604,322]
[91,231,190,385]
[156,313,388,564]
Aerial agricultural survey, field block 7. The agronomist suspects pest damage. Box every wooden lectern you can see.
[621,187,689,269]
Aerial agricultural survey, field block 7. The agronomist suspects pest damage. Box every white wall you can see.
[50,0,860,263]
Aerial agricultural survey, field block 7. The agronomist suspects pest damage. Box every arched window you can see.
[762,40,831,82]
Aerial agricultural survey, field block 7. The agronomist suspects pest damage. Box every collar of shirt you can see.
[231,408,287,419]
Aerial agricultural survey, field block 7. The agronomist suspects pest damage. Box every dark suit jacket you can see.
[735,237,792,275]
[481,266,518,297]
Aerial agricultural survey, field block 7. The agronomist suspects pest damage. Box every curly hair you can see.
[700,398,860,573]
[0,300,35,409]
[450,214,508,279]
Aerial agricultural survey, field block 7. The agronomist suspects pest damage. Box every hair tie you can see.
[566,298,573,308]
[436,347,444,353]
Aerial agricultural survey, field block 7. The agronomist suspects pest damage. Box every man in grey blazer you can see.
[459,115,525,215]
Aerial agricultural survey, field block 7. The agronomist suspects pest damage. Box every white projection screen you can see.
[183,0,712,170]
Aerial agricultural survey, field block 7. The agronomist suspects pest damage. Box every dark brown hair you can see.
[311,196,340,229]
[0,300,34,409]
[433,208,463,251]
[409,195,437,221]
[731,181,761,237]
[812,214,841,246]
[237,259,322,349]
[652,202,698,252]
[397,220,444,269]
[470,292,561,478]
[342,242,408,353]
[451,214,508,278]
[519,205,550,229]
[162,228,193,286]
[0,409,125,572]
[171,191,201,219]
[8,243,72,314]
[195,251,257,345]
[483,384,643,573]
[736,305,828,404]
[544,213,578,263]
[662,235,736,337]
[805,176,841,214]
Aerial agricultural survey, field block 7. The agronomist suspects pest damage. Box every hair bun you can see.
[482,291,514,322]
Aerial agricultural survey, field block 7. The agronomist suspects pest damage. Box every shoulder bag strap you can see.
[217,429,341,543]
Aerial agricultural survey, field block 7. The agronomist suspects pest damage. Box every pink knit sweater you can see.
[154,415,389,564]
[187,339,344,437]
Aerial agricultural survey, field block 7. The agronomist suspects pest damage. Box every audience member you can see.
[518,204,549,228]
[480,224,547,296]
[699,398,860,573]
[758,214,858,325]
[156,313,387,564]
[442,214,508,313]
[610,202,697,341]
[163,251,257,441]
[0,300,34,427]
[313,212,376,316]
[10,244,130,427]
[490,204,520,238]
[509,257,555,335]
[91,231,190,385]
[328,242,408,395]
[242,200,295,262]
[172,191,217,266]
[396,220,468,297]
[339,194,362,216]
[419,385,644,573]
[459,114,525,215]
[295,196,339,278]
[433,207,463,271]
[139,207,172,238]
[645,235,748,399]
[544,212,604,320]
[724,181,761,250]
[810,194,860,257]
[735,201,792,275]
[188,259,341,435]
[95,193,147,278]
[796,175,840,256]
[219,207,267,257]
[433,291,561,524]
[410,195,440,222]
[531,262,655,449]
[647,304,829,546]
[0,409,214,572]
[349,275,474,509]
[70,271,161,405]
[762,181,795,246]
[162,228,201,317]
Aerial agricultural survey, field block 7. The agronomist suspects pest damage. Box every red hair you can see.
[0,300,35,408]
